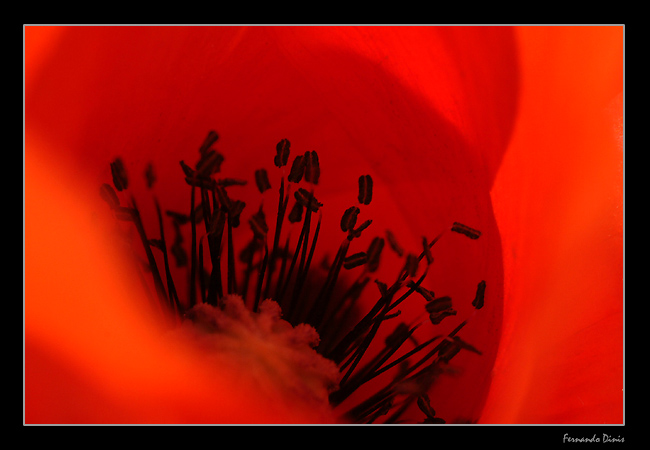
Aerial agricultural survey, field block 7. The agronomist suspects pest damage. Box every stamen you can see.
[385,229,404,257]
[199,239,206,304]
[425,296,453,314]
[199,185,212,235]
[110,157,128,191]
[288,201,304,223]
[198,130,219,155]
[416,393,436,418]
[296,215,323,306]
[447,336,482,356]
[127,197,169,309]
[248,205,269,241]
[294,188,323,212]
[385,315,403,326]
[428,309,457,325]
[343,385,394,423]
[205,207,226,305]
[408,280,435,302]
[451,222,482,239]
[366,237,384,273]
[179,160,195,178]
[99,183,120,209]
[227,200,246,228]
[189,185,197,307]
[330,322,416,405]
[274,139,290,168]
[190,202,204,224]
[317,275,370,344]
[472,280,486,309]
[326,280,391,363]
[144,163,156,189]
[294,207,313,295]
[207,207,226,235]
[438,339,462,363]
[149,238,164,250]
[214,185,231,213]
[227,218,237,295]
[340,206,360,232]
[348,219,372,240]
[290,212,322,323]
[238,239,259,301]
[209,187,225,302]
[307,239,351,326]
[385,323,412,348]
[273,236,291,303]
[403,253,419,277]
[385,320,468,388]
[386,271,427,314]
[337,283,399,388]
[195,150,224,177]
[416,394,446,424]
[375,280,389,298]
[365,398,393,424]
[288,154,306,183]
[165,210,190,225]
[254,169,271,193]
[253,244,269,312]
[216,178,247,187]
[154,198,181,316]
[184,175,215,190]
[264,176,289,301]
[358,174,373,205]
[220,191,245,296]
[277,218,308,309]
[385,399,417,425]
[422,236,433,265]
[170,221,188,267]
[368,334,441,382]
[303,150,320,184]
[343,252,368,270]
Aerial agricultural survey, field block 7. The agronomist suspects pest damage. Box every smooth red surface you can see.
[24,25,623,424]
[482,26,623,424]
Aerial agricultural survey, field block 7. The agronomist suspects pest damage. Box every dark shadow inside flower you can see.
[26,27,519,423]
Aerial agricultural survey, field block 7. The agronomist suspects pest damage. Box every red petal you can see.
[31,26,620,424]
[482,26,623,424]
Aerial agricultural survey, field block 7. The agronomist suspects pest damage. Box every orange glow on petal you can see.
[483,26,623,424]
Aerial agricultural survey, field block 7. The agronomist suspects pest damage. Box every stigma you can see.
[178,294,340,409]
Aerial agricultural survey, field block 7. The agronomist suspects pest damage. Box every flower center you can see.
[100,131,488,424]
[177,294,340,409]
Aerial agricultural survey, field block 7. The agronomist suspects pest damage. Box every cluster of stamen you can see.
[100,131,487,424]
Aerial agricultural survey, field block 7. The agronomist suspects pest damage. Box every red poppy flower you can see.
[24,25,623,424]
